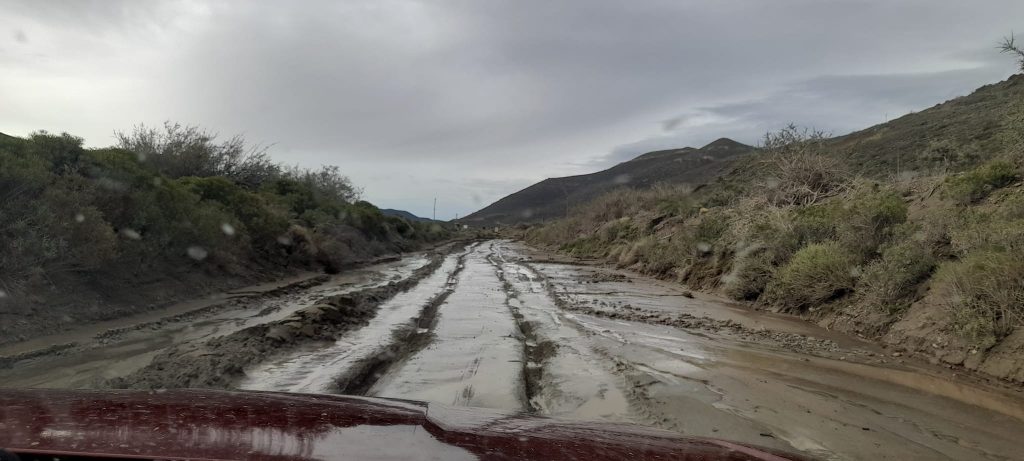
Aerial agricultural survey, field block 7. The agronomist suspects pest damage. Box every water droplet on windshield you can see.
[74,213,85,223]
[0,289,7,299]
[696,242,712,253]
[221,223,236,236]
[187,246,208,261]
[277,235,293,246]
[121,229,142,240]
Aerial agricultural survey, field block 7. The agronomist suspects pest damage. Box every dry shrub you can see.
[761,125,851,207]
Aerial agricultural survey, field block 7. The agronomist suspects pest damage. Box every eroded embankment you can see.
[520,260,863,361]
[107,245,461,390]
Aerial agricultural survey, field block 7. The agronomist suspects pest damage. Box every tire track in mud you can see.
[360,242,527,410]
[332,243,478,395]
[518,258,827,455]
[487,248,553,414]
[106,244,466,390]
[492,245,635,421]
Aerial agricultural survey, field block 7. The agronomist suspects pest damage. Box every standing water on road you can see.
[6,240,1024,460]
[367,242,527,409]
[238,248,470,393]
[239,240,1024,460]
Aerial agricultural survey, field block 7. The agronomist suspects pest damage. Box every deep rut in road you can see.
[108,245,458,390]
[331,244,477,395]
[362,242,527,410]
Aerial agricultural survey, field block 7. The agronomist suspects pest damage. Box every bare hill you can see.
[461,138,754,226]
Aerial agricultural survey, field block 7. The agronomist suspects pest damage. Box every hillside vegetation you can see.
[526,75,1024,383]
[0,123,452,343]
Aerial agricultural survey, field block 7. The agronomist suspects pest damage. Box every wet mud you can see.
[105,249,452,389]
[5,239,1024,460]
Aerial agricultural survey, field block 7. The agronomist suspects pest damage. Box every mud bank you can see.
[821,289,1024,384]
[0,273,331,370]
[523,240,1024,387]
[522,260,862,362]
[108,246,459,390]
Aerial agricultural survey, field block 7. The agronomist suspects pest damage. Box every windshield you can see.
[2,2,1024,461]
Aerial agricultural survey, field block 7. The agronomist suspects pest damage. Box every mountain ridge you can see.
[461,138,754,226]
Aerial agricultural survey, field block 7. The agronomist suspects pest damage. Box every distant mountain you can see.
[381,208,434,222]
[460,138,754,226]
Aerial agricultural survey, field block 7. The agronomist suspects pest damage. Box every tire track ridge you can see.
[332,243,479,395]
[106,243,467,389]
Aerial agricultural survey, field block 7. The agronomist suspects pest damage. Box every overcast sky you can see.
[2,1,1022,219]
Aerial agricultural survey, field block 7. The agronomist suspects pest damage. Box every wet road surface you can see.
[5,240,1024,460]
[0,255,430,388]
[243,241,1024,460]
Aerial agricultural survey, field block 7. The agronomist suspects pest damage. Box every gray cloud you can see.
[1,0,1022,218]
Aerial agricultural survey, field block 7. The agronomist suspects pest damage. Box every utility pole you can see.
[433,197,437,221]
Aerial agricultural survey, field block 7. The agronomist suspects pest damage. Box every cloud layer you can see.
[1,0,1022,218]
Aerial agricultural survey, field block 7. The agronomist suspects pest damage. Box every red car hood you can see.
[0,388,809,460]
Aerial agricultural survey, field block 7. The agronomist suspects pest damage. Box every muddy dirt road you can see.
[4,240,1024,460]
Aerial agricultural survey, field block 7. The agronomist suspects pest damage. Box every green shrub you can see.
[599,217,639,243]
[945,160,1018,204]
[725,201,802,265]
[858,239,936,314]
[791,204,839,245]
[27,131,85,172]
[655,193,696,217]
[182,176,290,249]
[948,209,1024,256]
[693,212,729,246]
[0,175,118,288]
[636,236,689,275]
[0,127,447,299]
[836,188,908,259]
[560,236,606,258]
[937,251,1024,344]
[722,249,774,301]
[765,241,858,311]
